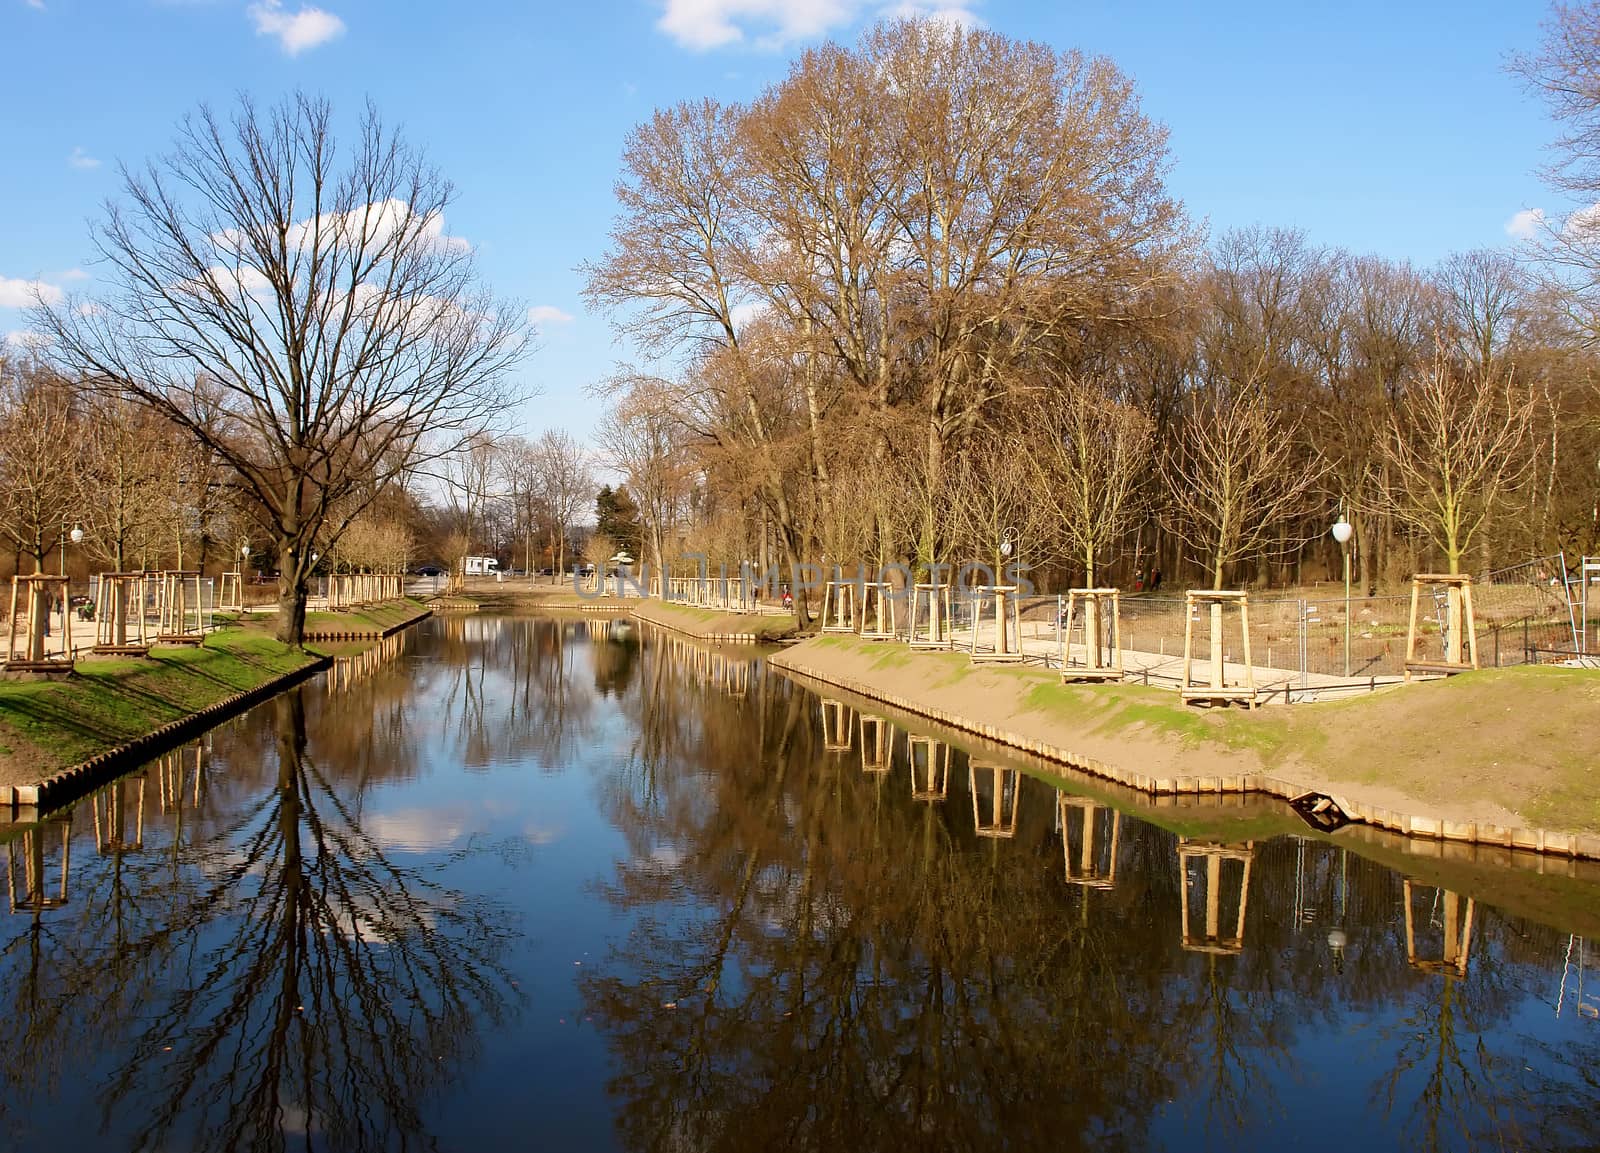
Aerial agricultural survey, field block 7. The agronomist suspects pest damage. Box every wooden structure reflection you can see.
[4,818,71,913]
[820,698,854,751]
[1178,839,1254,954]
[908,736,951,801]
[859,714,893,773]
[92,773,146,854]
[970,762,1021,837]
[1402,880,1475,977]
[1058,793,1122,888]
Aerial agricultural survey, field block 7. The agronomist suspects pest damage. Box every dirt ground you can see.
[773,636,1600,838]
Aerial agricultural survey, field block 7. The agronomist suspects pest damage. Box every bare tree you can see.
[534,429,592,581]
[1026,376,1153,584]
[596,378,692,591]
[37,93,527,644]
[0,357,81,573]
[1382,348,1539,574]
[1166,378,1327,589]
[77,394,176,571]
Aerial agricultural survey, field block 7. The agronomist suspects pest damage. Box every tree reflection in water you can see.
[0,688,517,1153]
[581,627,1600,1153]
[3,618,1600,1151]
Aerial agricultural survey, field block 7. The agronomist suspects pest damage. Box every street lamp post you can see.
[1331,507,1353,677]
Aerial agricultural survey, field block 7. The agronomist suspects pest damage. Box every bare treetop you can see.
[36,92,530,644]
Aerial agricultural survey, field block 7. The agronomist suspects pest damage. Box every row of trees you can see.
[584,17,1600,615]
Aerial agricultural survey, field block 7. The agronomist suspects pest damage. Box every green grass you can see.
[303,599,429,635]
[0,622,322,781]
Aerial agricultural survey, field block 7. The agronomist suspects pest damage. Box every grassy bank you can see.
[774,635,1600,841]
[0,620,324,792]
[302,598,431,638]
[631,599,798,642]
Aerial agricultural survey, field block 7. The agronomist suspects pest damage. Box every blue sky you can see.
[0,0,1562,444]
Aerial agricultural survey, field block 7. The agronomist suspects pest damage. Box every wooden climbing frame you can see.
[93,572,152,655]
[5,574,72,671]
[908,583,953,650]
[1060,588,1124,681]
[1180,590,1258,708]
[1403,574,1478,681]
[969,584,1023,664]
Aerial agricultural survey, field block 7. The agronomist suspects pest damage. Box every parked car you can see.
[414,564,446,577]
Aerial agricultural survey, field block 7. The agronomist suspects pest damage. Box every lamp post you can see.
[59,522,83,578]
[1331,508,1353,677]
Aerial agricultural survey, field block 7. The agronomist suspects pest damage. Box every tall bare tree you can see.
[37,93,527,644]
[1027,376,1154,584]
[1383,349,1539,574]
[534,429,592,581]
[0,356,81,573]
[1166,378,1327,589]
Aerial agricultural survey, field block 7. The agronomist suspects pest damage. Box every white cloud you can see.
[656,0,979,49]
[527,304,574,326]
[24,0,45,10]
[658,0,855,50]
[0,277,63,309]
[67,146,99,170]
[59,267,89,281]
[4,331,48,350]
[248,0,344,55]
[1505,208,1545,240]
[1566,202,1600,241]
[879,0,982,28]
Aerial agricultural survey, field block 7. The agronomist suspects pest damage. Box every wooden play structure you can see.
[1180,590,1258,708]
[1403,574,1478,681]
[970,763,1021,838]
[858,579,898,640]
[969,584,1023,663]
[1058,793,1122,889]
[821,577,859,634]
[907,583,953,649]
[218,570,243,612]
[1177,839,1255,954]
[1402,881,1475,977]
[820,698,854,751]
[92,774,146,855]
[92,572,151,655]
[5,574,72,671]
[859,714,893,772]
[908,736,950,801]
[154,571,205,645]
[1059,588,1124,681]
[5,818,71,913]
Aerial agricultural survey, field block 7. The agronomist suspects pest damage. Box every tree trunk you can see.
[275,542,308,647]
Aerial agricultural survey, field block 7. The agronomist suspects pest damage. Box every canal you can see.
[1,614,1598,1151]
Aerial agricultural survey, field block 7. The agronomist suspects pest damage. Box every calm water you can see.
[1,614,1599,1152]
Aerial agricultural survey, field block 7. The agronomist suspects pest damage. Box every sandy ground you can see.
[772,636,1600,838]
